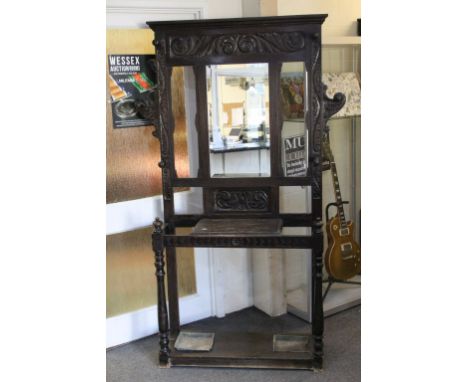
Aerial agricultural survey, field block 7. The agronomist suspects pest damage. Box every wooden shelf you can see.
[170,331,311,360]
[168,308,320,370]
[192,218,282,236]
[169,332,318,369]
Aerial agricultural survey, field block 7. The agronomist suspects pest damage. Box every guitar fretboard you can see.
[329,158,347,229]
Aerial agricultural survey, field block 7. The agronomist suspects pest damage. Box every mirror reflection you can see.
[206,63,270,177]
[280,62,308,177]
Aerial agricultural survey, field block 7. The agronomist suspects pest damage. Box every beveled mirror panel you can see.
[280,62,308,177]
[206,63,270,178]
[172,66,199,179]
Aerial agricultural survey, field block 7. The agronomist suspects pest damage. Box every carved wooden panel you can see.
[168,32,305,59]
[212,189,270,212]
[202,187,276,215]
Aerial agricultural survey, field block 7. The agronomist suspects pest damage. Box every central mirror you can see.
[206,63,270,177]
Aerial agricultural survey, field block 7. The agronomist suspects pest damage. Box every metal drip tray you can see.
[174,331,215,352]
[273,334,310,352]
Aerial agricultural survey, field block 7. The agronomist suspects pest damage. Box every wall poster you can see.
[283,133,308,177]
[108,54,156,128]
[106,29,190,203]
[280,73,305,120]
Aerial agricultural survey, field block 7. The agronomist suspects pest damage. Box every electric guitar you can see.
[323,140,361,280]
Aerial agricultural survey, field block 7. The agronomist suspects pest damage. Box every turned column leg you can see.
[152,218,170,366]
[166,246,180,335]
[312,217,324,368]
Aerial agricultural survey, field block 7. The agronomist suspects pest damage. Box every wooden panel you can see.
[106,29,190,203]
[171,213,313,227]
[106,226,196,318]
[204,188,273,215]
[173,176,312,187]
[163,234,312,248]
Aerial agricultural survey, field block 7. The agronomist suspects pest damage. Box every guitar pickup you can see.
[340,242,353,259]
[339,228,350,236]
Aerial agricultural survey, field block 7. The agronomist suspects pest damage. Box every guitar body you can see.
[325,215,361,280]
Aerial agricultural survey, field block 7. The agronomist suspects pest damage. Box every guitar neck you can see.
[329,159,347,228]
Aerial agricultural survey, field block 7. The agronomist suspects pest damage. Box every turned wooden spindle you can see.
[152,218,170,365]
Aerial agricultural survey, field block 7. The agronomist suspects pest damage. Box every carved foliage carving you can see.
[154,39,173,201]
[310,40,322,158]
[306,39,324,199]
[169,32,305,58]
[214,189,269,212]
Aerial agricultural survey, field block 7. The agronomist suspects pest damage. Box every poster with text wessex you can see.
[108,54,156,128]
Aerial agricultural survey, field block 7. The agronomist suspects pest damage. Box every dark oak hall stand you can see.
[145,14,345,371]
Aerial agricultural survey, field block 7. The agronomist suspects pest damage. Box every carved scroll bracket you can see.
[133,58,159,131]
[134,89,158,125]
[323,85,346,122]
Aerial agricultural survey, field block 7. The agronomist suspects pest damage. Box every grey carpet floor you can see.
[107,306,360,382]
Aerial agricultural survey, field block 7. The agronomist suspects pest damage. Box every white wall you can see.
[219,249,254,314]
[206,0,243,18]
[277,0,361,37]
[242,0,261,17]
